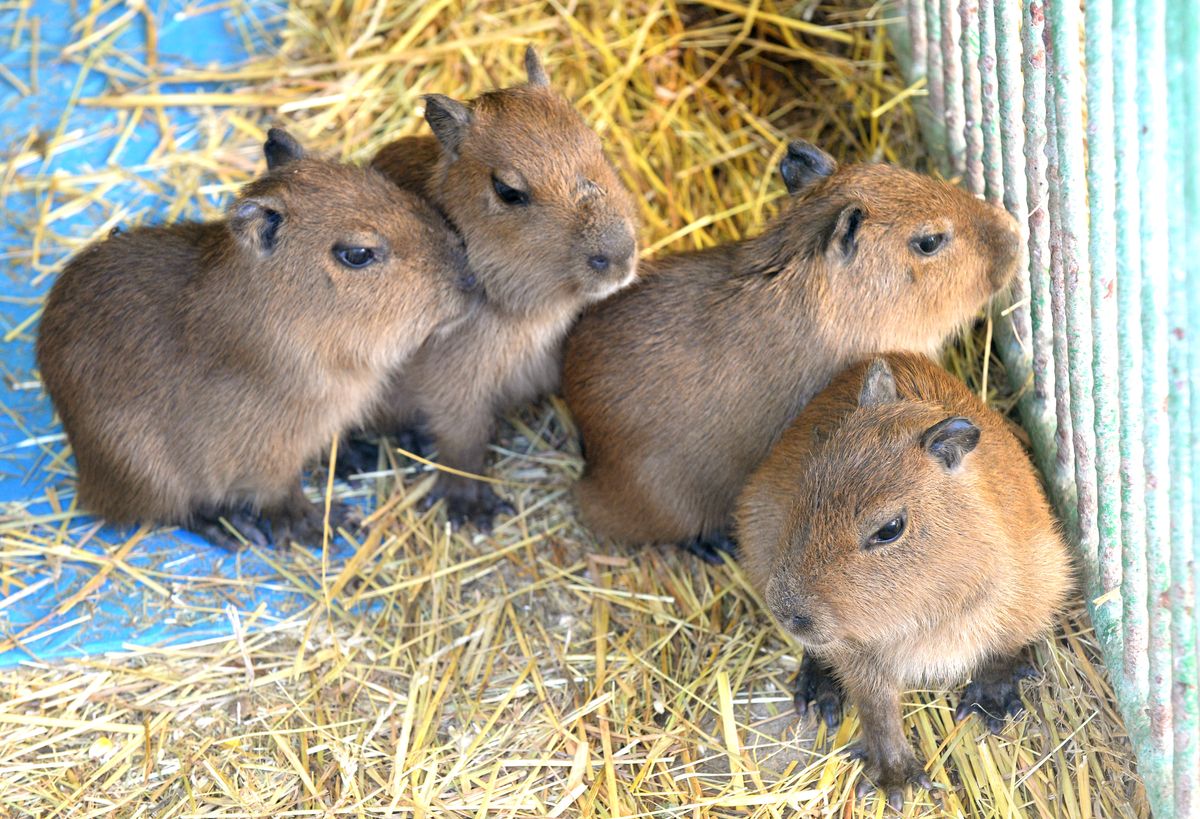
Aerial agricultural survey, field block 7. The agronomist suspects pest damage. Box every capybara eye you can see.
[333,246,376,268]
[911,233,947,256]
[866,514,906,549]
[492,175,530,206]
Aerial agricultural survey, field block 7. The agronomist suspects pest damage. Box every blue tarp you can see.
[0,1,363,667]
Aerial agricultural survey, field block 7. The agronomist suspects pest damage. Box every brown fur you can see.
[365,48,639,528]
[736,352,1073,804]
[563,143,1021,549]
[35,130,478,547]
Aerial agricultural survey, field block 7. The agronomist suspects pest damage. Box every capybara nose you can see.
[591,228,636,276]
[791,613,815,634]
[987,213,1022,290]
[995,217,1021,262]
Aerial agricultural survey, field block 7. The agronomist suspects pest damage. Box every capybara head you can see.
[756,141,1021,355]
[419,47,638,314]
[232,128,479,367]
[755,359,1004,651]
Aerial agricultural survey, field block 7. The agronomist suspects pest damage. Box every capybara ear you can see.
[264,128,305,170]
[524,45,550,87]
[824,203,865,262]
[921,416,981,470]
[779,140,837,194]
[422,94,473,158]
[230,197,285,256]
[858,358,898,408]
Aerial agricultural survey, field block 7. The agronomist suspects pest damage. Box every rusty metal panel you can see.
[895,0,1200,812]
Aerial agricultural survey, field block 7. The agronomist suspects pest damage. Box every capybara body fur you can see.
[736,352,1072,807]
[563,141,1022,555]
[36,130,477,549]
[365,47,638,530]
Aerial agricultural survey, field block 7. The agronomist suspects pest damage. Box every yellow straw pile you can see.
[0,1,1145,816]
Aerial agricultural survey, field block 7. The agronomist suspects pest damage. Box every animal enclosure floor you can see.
[0,0,350,668]
[0,0,1146,816]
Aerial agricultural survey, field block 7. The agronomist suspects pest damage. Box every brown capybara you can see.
[358,46,639,531]
[36,129,479,550]
[563,140,1022,561]
[736,353,1072,809]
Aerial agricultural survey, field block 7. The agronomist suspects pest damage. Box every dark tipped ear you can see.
[230,197,284,256]
[422,94,473,158]
[858,358,898,407]
[825,203,864,262]
[524,45,549,87]
[921,416,981,470]
[264,128,304,170]
[779,140,836,194]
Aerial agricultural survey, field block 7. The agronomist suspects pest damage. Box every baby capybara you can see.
[36,129,479,549]
[564,141,1021,560]
[737,353,1072,808]
[359,47,639,531]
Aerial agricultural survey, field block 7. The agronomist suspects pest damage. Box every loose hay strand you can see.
[0,1,1148,817]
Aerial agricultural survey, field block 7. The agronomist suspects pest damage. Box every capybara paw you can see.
[954,660,1038,733]
[395,425,436,459]
[851,751,934,812]
[328,499,364,532]
[270,497,356,547]
[269,510,319,548]
[792,653,844,732]
[188,507,271,551]
[332,436,383,481]
[678,531,738,564]
[422,480,515,533]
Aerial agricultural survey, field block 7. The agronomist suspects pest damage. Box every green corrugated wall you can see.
[894,2,1199,815]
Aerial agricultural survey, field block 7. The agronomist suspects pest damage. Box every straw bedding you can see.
[0,1,1147,816]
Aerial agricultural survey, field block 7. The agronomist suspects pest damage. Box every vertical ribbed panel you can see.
[1020,0,1074,516]
[957,0,983,194]
[924,0,945,148]
[1112,0,1150,712]
[1046,0,1098,609]
[1184,0,1200,808]
[1166,0,1198,813]
[975,1,1002,204]
[992,0,1056,489]
[939,0,965,175]
[1136,0,1175,790]
[1043,86,1077,534]
[892,0,1200,812]
[1083,0,1123,657]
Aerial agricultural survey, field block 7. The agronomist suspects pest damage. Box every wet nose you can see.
[590,226,636,276]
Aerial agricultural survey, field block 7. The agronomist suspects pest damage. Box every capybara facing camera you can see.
[736,353,1072,808]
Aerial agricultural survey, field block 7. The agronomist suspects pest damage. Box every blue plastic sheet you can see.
[0,1,360,668]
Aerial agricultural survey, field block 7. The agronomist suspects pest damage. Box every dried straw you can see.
[0,1,1146,816]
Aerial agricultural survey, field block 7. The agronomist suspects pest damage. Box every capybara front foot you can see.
[848,746,934,812]
[678,530,737,564]
[394,424,436,459]
[792,652,844,732]
[954,656,1038,733]
[421,476,515,533]
[188,506,272,551]
[332,435,383,481]
[268,494,361,547]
